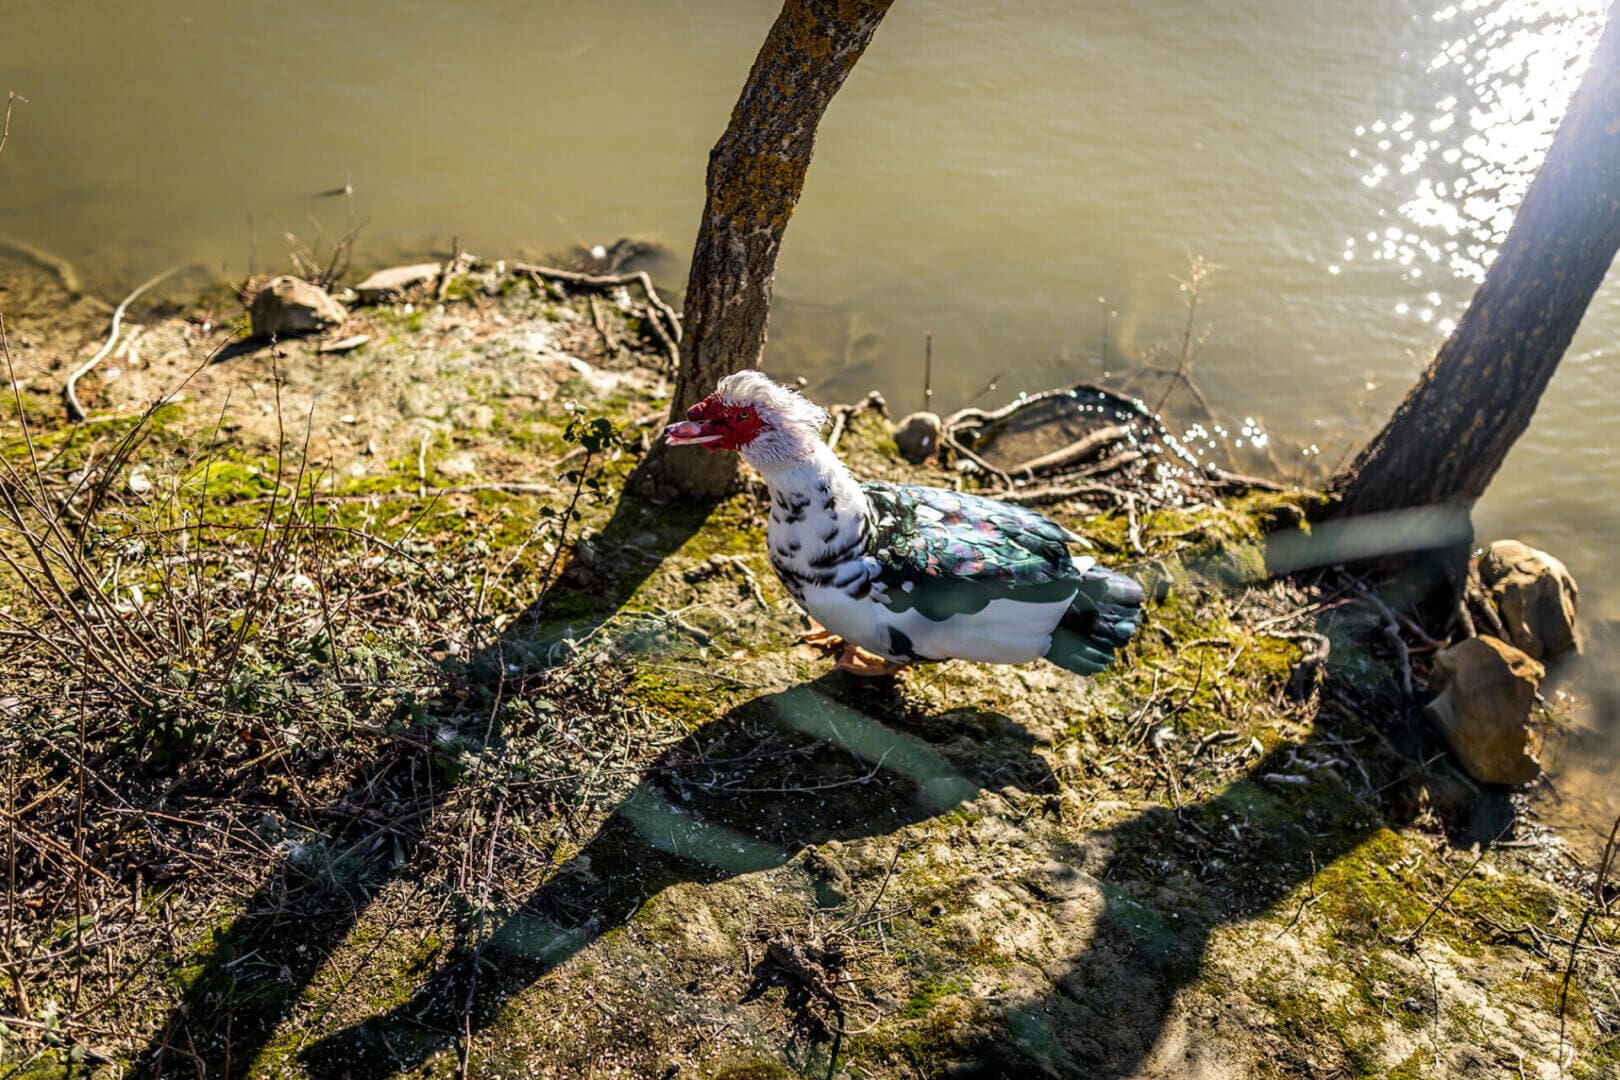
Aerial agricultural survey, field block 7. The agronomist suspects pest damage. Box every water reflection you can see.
[1349,0,1604,295]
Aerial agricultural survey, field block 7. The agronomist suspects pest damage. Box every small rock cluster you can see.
[1425,540,1580,785]
[248,276,348,339]
[247,261,459,340]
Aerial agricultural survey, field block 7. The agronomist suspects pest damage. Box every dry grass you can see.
[0,310,657,1072]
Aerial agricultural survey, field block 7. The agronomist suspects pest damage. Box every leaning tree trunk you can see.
[1330,0,1620,520]
[643,0,894,499]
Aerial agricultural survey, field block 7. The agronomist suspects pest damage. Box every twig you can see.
[922,332,933,414]
[436,236,461,302]
[1252,598,1352,633]
[1009,425,1130,478]
[1561,809,1620,1071]
[459,801,505,1080]
[826,392,883,453]
[0,91,24,159]
[1274,630,1330,701]
[1274,853,1319,939]
[1202,463,1288,493]
[513,262,682,366]
[1466,560,1509,641]
[1401,824,1511,949]
[588,294,616,354]
[993,463,1147,506]
[635,302,681,371]
[826,406,852,452]
[1123,493,1143,555]
[940,428,1013,489]
[1397,611,1445,650]
[1454,591,1477,640]
[1151,252,1217,417]
[1353,587,1413,698]
[65,265,188,421]
[855,842,906,929]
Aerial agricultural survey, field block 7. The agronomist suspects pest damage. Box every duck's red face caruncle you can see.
[663,394,768,451]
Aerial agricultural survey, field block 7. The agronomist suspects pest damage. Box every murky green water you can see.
[2,0,1616,832]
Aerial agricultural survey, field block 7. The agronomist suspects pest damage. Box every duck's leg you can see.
[798,618,844,651]
[834,644,907,678]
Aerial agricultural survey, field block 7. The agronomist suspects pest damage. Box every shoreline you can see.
[0,256,1615,1078]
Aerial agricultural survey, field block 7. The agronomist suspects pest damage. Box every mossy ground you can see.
[1,264,1616,1079]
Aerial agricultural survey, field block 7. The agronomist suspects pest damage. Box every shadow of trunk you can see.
[130,479,720,1079]
[951,731,1387,1076]
[295,673,1052,1076]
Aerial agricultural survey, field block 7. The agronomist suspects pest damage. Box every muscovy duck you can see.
[664,371,1144,676]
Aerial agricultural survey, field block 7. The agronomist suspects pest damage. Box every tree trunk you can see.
[643,0,894,499]
[1329,1,1620,520]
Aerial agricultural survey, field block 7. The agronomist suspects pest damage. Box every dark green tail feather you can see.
[1045,566,1145,676]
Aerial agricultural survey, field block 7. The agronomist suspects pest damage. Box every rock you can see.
[894,410,944,463]
[1426,635,1546,785]
[249,276,346,339]
[316,334,370,354]
[353,263,441,303]
[1478,540,1580,660]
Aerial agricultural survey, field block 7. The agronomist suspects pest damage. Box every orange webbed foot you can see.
[834,644,907,678]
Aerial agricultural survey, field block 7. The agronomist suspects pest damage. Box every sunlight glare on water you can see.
[1350,0,1605,294]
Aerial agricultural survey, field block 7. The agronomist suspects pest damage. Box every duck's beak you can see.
[664,420,723,447]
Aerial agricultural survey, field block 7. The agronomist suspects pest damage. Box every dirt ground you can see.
[1,252,1617,1079]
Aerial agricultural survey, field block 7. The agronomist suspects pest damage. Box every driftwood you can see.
[941,428,1014,488]
[511,262,682,370]
[944,381,1157,437]
[940,382,1179,493]
[826,391,887,452]
[1009,424,1130,477]
[999,480,1136,508]
[1203,463,1289,493]
[65,265,188,422]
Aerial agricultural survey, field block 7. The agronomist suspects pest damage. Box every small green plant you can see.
[515,407,622,627]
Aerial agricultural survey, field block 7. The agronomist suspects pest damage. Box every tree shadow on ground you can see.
[133,490,1482,1079]
[293,672,1055,1076]
[944,724,1393,1078]
[130,484,716,1079]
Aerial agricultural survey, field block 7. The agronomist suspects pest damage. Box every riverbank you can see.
[1,260,1616,1078]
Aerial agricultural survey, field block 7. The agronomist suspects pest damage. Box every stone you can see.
[894,410,944,463]
[1426,635,1546,785]
[1478,540,1580,660]
[315,334,370,354]
[353,262,441,303]
[248,276,346,339]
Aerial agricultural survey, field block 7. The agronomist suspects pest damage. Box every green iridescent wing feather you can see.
[861,483,1082,620]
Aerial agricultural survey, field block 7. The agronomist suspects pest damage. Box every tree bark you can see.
[643,0,894,499]
[1329,0,1620,520]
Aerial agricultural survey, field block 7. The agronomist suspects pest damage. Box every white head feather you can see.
[713,370,830,466]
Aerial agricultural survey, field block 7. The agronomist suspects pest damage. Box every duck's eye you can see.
[737,409,754,423]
